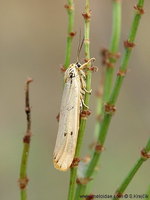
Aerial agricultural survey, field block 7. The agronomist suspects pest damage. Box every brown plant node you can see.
[69,31,76,37]
[23,135,31,144]
[60,66,66,72]
[141,148,150,160]
[76,177,93,185]
[134,5,144,15]
[64,4,74,11]
[117,69,127,77]
[105,61,115,68]
[82,10,91,21]
[114,192,123,198]
[18,177,29,190]
[124,40,135,48]
[86,194,94,200]
[95,143,104,153]
[104,103,116,114]
[88,66,98,72]
[80,109,91,119]
[70,157,81,168]
[101,48,120,66]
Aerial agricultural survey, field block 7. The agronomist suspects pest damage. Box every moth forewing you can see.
[53,65,81,171]
[53,58,95,171]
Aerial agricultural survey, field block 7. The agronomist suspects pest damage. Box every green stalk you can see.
[75,0,122,198]
[112,138,150,200]
[146,185,150,200]
[67,1,92,199]
[64,0,75,69]
[76,0,145,197]
[103,0,122,102]
[19,78,33,200]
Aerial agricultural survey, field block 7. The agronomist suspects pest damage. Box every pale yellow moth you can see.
[53,58,95,171]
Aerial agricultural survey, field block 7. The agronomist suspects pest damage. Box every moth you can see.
[53,58,95,171]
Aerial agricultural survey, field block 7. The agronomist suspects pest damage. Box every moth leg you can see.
[83,87,92,94]
[79,58,95,70]
[81,97,89,109]
[79,69,86,78]
[80,74,92,94]
[80,89,85,95]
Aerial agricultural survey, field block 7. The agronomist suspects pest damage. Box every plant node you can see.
[69,31,76,37]
[104,103,116,114]
[82,11,91,21]
[80,110,91,119]
[18,177,29,190]
[124,40,135,48]
[117,69,127,77]
[141,148,150,160]
[95,143,104,153]
[134,5,144,15]
[76,177,93,185]
[86,194,94,200]
[64,4,74,11]
[23,135,31,144]
[70,157,81,168]
[114,192,123,198]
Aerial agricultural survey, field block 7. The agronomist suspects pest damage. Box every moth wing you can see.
[53,76,81,171]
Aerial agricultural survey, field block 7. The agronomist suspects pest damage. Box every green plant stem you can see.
[75,0,122,198]
[67,1,91,200]
[19,78,33,200]
[112,138,150,200]
[103,0,122,102]
[146,185,150,200]
[76,0,145,197]
[64,0,75,69]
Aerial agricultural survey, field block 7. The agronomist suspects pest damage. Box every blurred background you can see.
[0,0,150,199]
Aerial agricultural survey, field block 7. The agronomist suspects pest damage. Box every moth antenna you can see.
[77,30,84,63]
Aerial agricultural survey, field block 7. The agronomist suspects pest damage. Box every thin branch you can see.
[76,0,145,197]
[112,138,150,200]
[75,0,122,197]
[146,185,150,200]
[18,78,33,200]
[64,0,75,69]
[103,0,122,102]
[67,1,92,199]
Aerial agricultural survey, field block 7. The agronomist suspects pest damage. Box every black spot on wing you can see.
[64,132,67,136]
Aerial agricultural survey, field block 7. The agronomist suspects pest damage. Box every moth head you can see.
[75,62,81,68]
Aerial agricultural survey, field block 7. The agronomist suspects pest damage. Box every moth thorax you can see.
[69,67,77,78]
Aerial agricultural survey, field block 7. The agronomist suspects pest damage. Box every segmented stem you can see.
[64,0,75,69]
[112,138,150,200]
[103,0,122,102]
[19,78,33,200]
[76,0,145,197]
[67,1,92,200]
